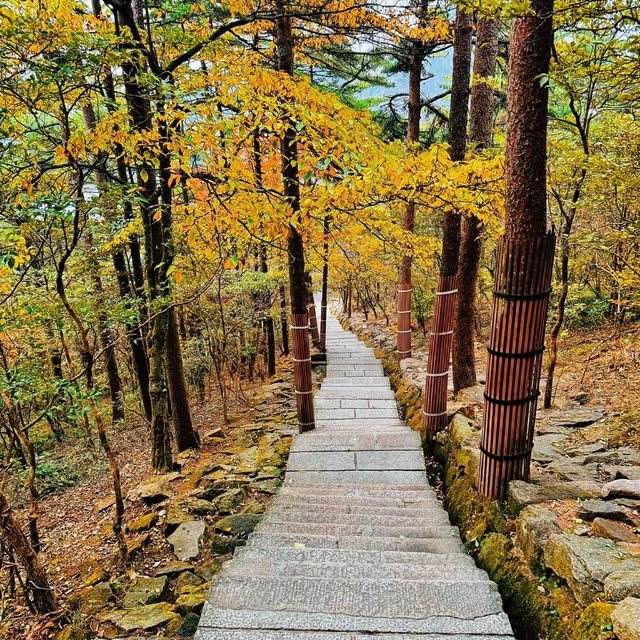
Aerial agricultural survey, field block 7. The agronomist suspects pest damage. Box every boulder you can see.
[214,513,261,536]
[183,497,216,516]
[175,583,209,613]
[133,472,180,503]
[602,479,640,500]
[515,505,561,572]
[128,512,158,533]
[173,611,200,636]
[210,535,241,555]
[167,521,206,561]
[69,581,113,614]
[611,597,640,640]
[592,518,639,543]
[175,571,204,593]
[604,570,640,601]
[619,543,640,558]
[54,625,90,640]
[154,561,193,577]
[545,406,606,429]
[122,576,167,609]
[163,498,192,535]
[507,480,600,515]
[102,602,177,632]
[577,499,630,522]
[80,558,108,587]
[543,533,640,605]
[213,488,246,514]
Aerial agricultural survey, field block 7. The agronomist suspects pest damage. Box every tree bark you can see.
[453,16,499,392]
[478,0,555,500]
[275,2,315,432]
[422,6,472,432]
[396,41,424,360]
[0,489,58,613]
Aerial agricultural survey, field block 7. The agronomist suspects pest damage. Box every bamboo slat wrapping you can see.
[478,233,555,500]
[423,274,459,433]
[308,298,320,345]
[396,284,412,359]
[291,312,315,433]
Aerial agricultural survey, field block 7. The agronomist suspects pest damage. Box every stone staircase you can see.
[195,307,514,640]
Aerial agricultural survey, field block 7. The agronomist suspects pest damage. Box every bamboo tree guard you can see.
[478,233,555,500]
[306,273,321,346]
[291,313,315,432]
[396,284,412,358]
[422,274,458,432]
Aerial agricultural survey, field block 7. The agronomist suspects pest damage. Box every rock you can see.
[210,535,241,555]
[546,406,606,429]
[543,533,640,605]
[167,521,206,561]
[173,611,200,636]
[250,479,281,494]
[183,497,217,516]
[214,513,261,536]
[122,576,167,609]
[604,570,640,601]
[133,472,180,503]
[575,603,615,640]
[241,500,266,515]
[128,512,158,533]
[577,499,630,522]
[102,602,178,632]
[54,625,90,640]
[592,518,639,543]
[69,581,113,614]
[515,505,561,572]
[213,488,246,514]
[154,560,193,577]
[619,543,640,558]
[80,558,108,587]
[507,479,600,515]
[164,614,183,637]
[602,479,640,500]
[163,498,192,535]
[196,557,226,580]
[175,571,204,593]
[570,392,589,405]
[611,597,640,640]
[127,532,150,557]
[175,583,209,613]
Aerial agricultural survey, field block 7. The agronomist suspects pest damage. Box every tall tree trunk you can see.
[306,272,321,347]
[422,6,472,433]
[320,215,330,351]
[0,489,58,613]
[279,284,289,355]
[275,3,314,432]
[452,16,499,392]
[167,308,200,450]
[396,42,424,360]
[478,0,555,500]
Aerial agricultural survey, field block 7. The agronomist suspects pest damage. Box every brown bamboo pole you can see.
[291,313,315,432]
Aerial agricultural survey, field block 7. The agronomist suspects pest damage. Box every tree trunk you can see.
[279,284,289,355]
[422,6,472,433]
[0,489,58,613]
[478,0,555,500]
[396,41,424,360]
[306,272,321,347]
[166,308,200,450]
[275,3,315,432]
[453,16,499,392]
[320,215,330,351]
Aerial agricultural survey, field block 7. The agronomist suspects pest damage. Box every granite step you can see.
[245,532,464,553]
[263,509,451,527]
[195,629,514,640]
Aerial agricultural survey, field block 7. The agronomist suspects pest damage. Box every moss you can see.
[575,603,615,640]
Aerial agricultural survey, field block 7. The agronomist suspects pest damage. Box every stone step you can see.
[232,545,476,568]
[255,520,459,540]
[284,470,428,486]
[321,377,390,386]
[314,420,405,430]
[199,606,513,637]
[277,486,436,501]
[245,532,464,553]
[268,502,443,518]
[290,433,421,451]
[220,558,489,582]
[287,450,425,472]
[314,388,396,399]
[263,509,451,527]
[195,629,515,640]
[314,399,398,410]
[206,575,502,620]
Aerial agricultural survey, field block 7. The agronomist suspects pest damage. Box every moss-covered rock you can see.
[575,602,615,640]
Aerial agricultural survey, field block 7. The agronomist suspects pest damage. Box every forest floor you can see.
[1,357,310,640]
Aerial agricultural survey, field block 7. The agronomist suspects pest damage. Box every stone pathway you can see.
[196,308,514,640]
